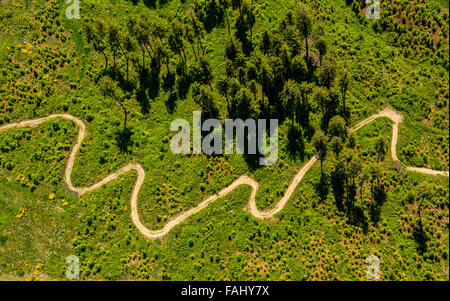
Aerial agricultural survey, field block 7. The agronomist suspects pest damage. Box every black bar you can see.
[0,281,448,299]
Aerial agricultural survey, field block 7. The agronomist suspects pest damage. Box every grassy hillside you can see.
[0,0,448,280]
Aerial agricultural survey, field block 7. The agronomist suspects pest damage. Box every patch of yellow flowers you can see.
[19,43,33,56]
[43,73,58,83]
[49,193,69,207]
[16,173,36,191]
[25,264,44,281]
[16,207,27,219]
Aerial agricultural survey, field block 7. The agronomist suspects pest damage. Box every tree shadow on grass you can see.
[108,66,137,94]
[336,185,369,233]
[314,173,329,202]
[331,172,345,211]
[412,222,429,254]
[136,67,161,114]
[115,127,134,154]
[202,10,224,33]
[137,88,150,114]
[242,124,272,171]
[286,125,305,161]
[346,205,369,234]
[162,68,176,92]
[176,74,192,100]
[243,153,262,171]
[147,68,161,100]
[369,186,387,224]
[141,0,157,9]
[165,91,178,114]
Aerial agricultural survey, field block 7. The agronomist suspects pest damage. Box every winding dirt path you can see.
[351,107,449,176]
[0,107,448,239]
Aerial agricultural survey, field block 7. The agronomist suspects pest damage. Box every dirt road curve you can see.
[0,107,448,239]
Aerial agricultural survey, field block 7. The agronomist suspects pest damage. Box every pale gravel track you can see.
[0,107,448,239]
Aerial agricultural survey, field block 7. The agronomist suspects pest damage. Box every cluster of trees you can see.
[81,10,215,128]
[82,12,210,76]
[211,3,353,165]
[312,115,388,213]
[80,2,351,140]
